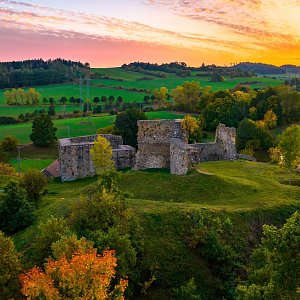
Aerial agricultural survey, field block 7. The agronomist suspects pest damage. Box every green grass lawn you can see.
[0,111,185,144]
[10,159,53,173]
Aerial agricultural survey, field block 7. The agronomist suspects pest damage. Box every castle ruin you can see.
[134,120,237,175]
[58,120,237,182]
[59,134,135,182]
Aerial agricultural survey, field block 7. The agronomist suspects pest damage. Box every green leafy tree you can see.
[236,119,275,150]
[204,91,241,130]
[48,104,56,116]
[30,114,57,147]
[211,72,224,82]
[93,96,100,104]
[115,108,147,147]
[51,234,94,260]
[278,124,300,185]
[69,189,126,236]
[20,170,48,208]
[33,216,72,264]
[0,181,34,234]
[0,231,22,300]
[153,87,168,107]
[0,136,18,152]
[174,278,202,300]
[237,211,300,299]
[91,227,137,278]
[172,81,201,112]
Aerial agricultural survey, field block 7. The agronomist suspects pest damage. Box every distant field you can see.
[0,68,283,110]
[0,105,81,117]
[91,67,283,92]
[10,159,53,173]
[0,83,147,106]
[0,111,185,144]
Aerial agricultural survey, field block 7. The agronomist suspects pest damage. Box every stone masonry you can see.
[59,134,135,182]
[58,120,237,181]
[134,120,237,175]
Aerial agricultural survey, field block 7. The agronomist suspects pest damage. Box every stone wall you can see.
[59,134,135,182]
[134,120,237,175]
[134,120,187,170]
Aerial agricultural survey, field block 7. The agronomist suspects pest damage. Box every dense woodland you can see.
[0,59,88,89]
[234,62,300,74]
[122,62,256,78]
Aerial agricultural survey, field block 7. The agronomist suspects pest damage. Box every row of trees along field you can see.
[0,59,88,89]
[0,126,299,298]
[3,88,163,107]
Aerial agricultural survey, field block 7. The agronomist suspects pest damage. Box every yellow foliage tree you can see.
[181,115,199,136]
[263,110,277,129]
[153,87,168,107]
[90,135,114,174]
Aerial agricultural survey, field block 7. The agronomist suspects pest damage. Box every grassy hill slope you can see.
[11,161,300,299]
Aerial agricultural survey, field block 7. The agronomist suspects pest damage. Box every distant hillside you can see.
[233,62,300,74]
[0,58,88,89]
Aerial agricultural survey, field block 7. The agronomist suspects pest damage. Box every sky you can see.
[0,0,300,67]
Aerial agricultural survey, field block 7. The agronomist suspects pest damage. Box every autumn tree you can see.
[262,110,277,129]
[0,231,22,300]
[20,170,48,208]
[30,114,57,147]
[90,135,114,174]
[181,115,203,143]
[172,81,201,112]
[153,86,168,107]
[237,211,300,299]
[20,249,128,300]
[278,124,300,185]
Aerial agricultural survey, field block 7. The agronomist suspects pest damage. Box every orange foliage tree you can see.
[20,249,128,300]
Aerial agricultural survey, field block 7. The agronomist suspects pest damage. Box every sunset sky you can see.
[1,0,300,67]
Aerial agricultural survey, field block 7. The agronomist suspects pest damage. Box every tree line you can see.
[0,58,88,89]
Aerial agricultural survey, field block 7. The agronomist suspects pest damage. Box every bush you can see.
[20,170,48,208]
[0,162,17,176]
[1,136,18,152]
[0,181,34,234]
[0,231,22,299]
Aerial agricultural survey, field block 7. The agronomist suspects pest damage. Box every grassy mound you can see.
[11,161,300,299]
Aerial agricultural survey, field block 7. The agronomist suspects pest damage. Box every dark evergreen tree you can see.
[115,108,147,147]
[30,114,57,146]
[0,181,34,234]
[48,104,56,116]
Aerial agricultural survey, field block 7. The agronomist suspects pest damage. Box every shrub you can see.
[20,170,48,208]
[0,162,16,176]
[1,136,18,152]
[0,181,34,234]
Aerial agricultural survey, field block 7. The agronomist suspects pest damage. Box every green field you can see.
[0,68,283,113]
[91,68,283,92]
[0,105,82,117]
[10,159,53,173]
[0,83,147,106]
[0,111,184,144]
